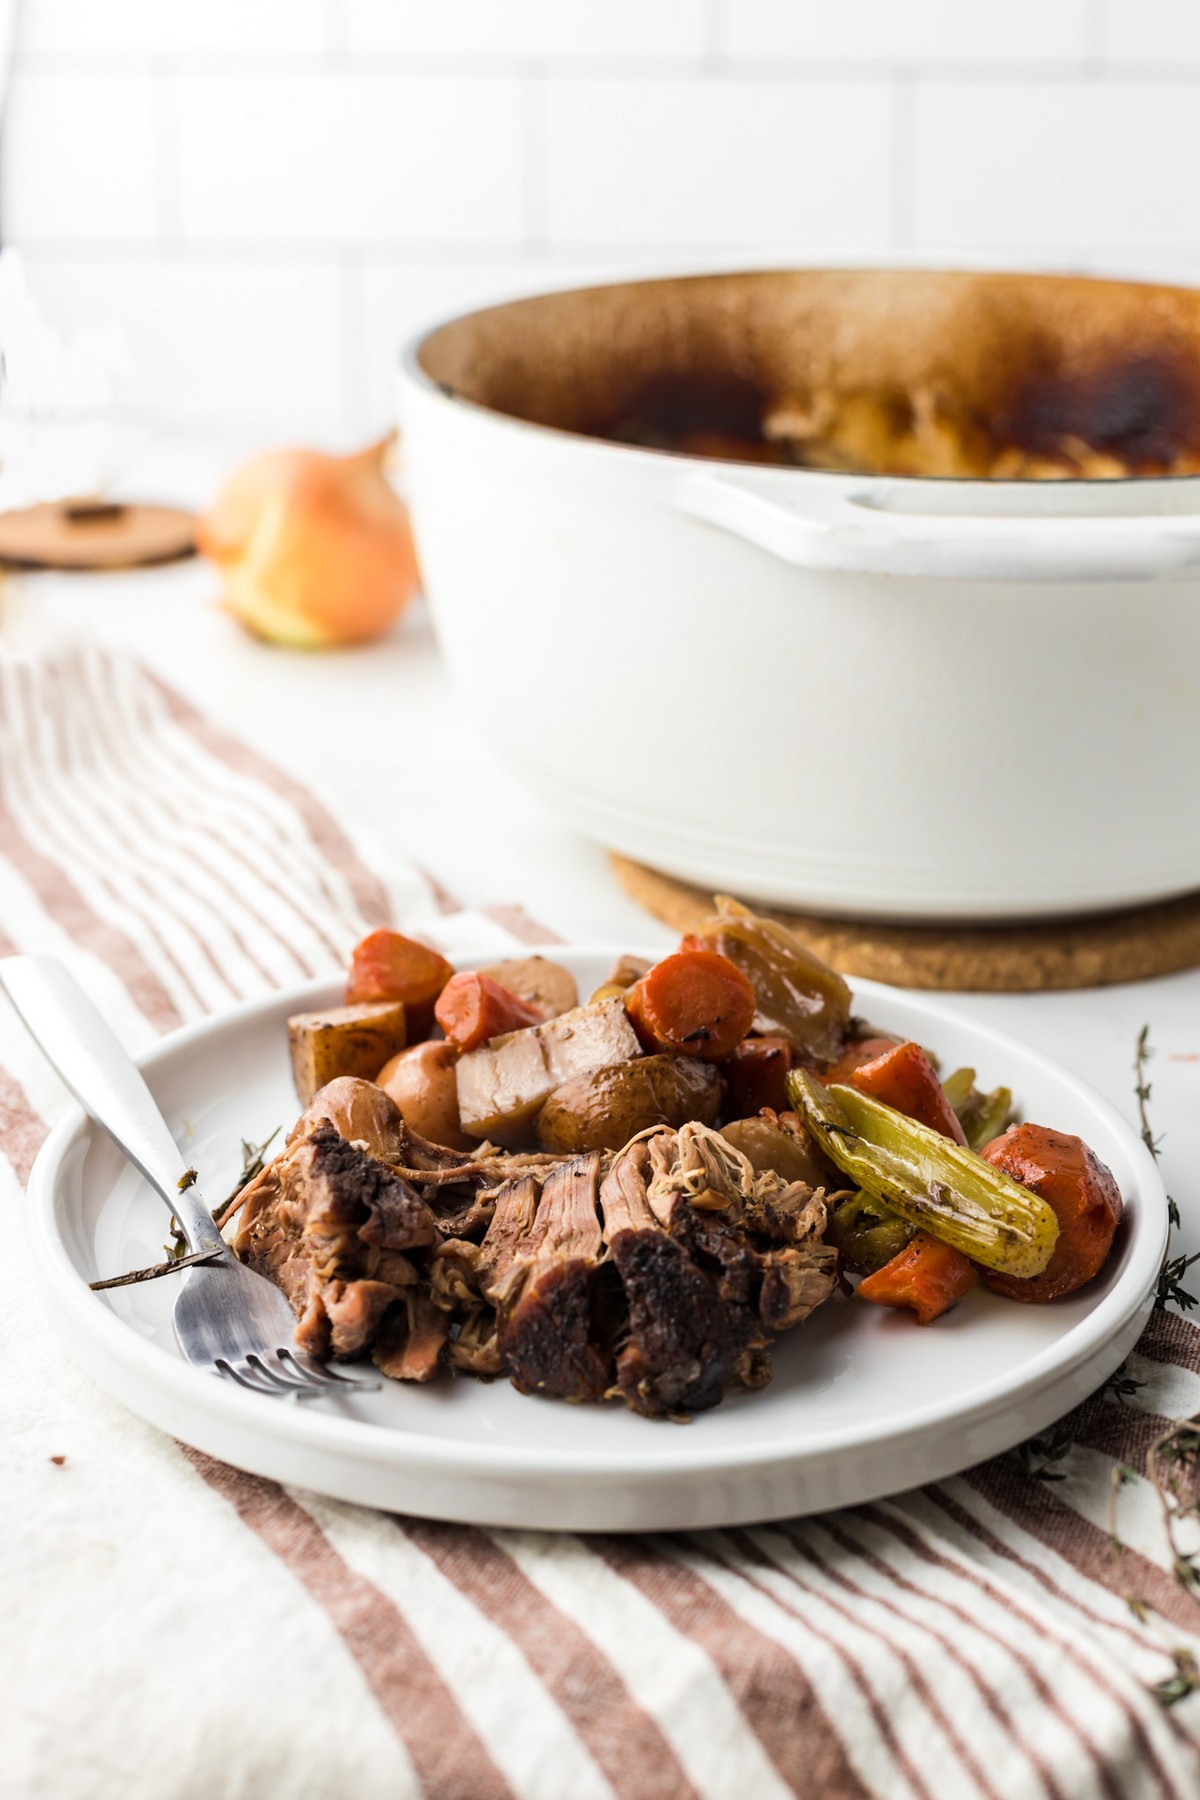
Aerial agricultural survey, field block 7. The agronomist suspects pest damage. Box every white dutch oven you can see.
[398,268,1200,923]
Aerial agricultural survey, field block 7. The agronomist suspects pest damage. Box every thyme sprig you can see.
[91,1130,279,1291]
[165,1128,280,1260]
[1015,1423,1076,1482]
[1158,1250,1200,1313]
[89,1248,220,1291]
[1153,1650,1200,1708]
[1016,1030,1200,1706]
[1135,1026,1200,1309]
[1099,1366,1147,1405]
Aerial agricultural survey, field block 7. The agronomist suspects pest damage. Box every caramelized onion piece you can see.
[688,897,851,1063]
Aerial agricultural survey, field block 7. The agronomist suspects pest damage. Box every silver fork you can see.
[2,956,379,1399]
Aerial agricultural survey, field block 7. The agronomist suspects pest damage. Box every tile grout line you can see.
[520,63,548,253]
[340,255,370,442]
[14,51,1200,83]
[16,240,1200,266]
[1083,0,1112,75]
[703,0,727,73]
[151,58,182,251]
[323,0,348,62]
[888,71,918,252]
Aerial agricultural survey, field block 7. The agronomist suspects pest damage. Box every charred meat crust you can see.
[607,1226,747,1417]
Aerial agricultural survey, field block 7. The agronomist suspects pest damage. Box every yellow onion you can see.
[198,437,420,648]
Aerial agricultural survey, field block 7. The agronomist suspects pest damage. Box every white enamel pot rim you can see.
[399,297,1200,588]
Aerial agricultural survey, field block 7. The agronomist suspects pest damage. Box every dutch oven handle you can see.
[676,471,1200,583]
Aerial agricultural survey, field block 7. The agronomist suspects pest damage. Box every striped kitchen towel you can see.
[3,644,1200,1800]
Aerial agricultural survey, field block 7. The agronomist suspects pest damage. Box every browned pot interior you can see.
[417,267,1200,478]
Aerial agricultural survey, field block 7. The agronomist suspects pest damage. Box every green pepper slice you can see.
[825,1191,915,1275]
[787,1069,1058,1279]
[940,1066,976,1112]
[961,1085,1014,1152]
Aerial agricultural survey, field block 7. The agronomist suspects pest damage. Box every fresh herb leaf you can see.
[1154,1650,1199,1707]
[1015,1422,1075,1481]
[1101,1366,1147,1404]
[1157,1251,1200,1313]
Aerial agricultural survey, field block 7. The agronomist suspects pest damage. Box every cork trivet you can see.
[0,500,196,570]
[611,853,1200,992]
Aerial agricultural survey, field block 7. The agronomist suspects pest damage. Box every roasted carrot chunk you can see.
[346,929,454,1035]
[820,1034,904,1087]
[723,1035,793,1118]
[979,1123,1122,1303]
[848,1040,967,1145]
[434,971,545,1052]
[627,950,757,1063]
[857,1232,978,1324]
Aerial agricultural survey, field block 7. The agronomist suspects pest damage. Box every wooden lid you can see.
[612,853,1200,992]
[0,500,196,570]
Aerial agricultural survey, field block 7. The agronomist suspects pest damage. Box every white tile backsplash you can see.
[1107,0,1200,65]
[175,72,525,246]
[913,82,1200,251]
[16,0,329,60]
[344,0,709,63]
[4,70,161,243]
[19,255,348,435]
[8,0,1200,440]
[726,0,1091,66]
[544,77,893,248]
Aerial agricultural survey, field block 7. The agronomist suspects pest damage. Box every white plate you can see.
[27,949,1167,1532]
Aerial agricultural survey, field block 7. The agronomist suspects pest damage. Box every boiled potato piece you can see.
[536,1054,721,1154]
[456,996,641,1144]
[287,1002,407,1106]
[719,1116,834,1189]
[479,955,578,1019]
[377,1040,472,1150]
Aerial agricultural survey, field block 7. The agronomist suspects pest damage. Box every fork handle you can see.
[1,956,226,1255]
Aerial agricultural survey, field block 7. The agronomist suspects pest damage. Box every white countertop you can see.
[8,436,1199,1276]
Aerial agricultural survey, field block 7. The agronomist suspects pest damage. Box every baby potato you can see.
[536,1054,721,1154]
[480,955,578,1019]
[376,1039,472,1151]
[718,1116,834,1189]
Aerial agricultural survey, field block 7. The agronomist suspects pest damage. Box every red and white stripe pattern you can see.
[4,645,1200,1800]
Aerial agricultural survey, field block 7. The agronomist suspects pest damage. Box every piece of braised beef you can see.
[430,1158,611,1398]
[233,1122,435,1361]
[600,1142,751,1417]
[373,1289,450,1382]
[498,1152,611,1401]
